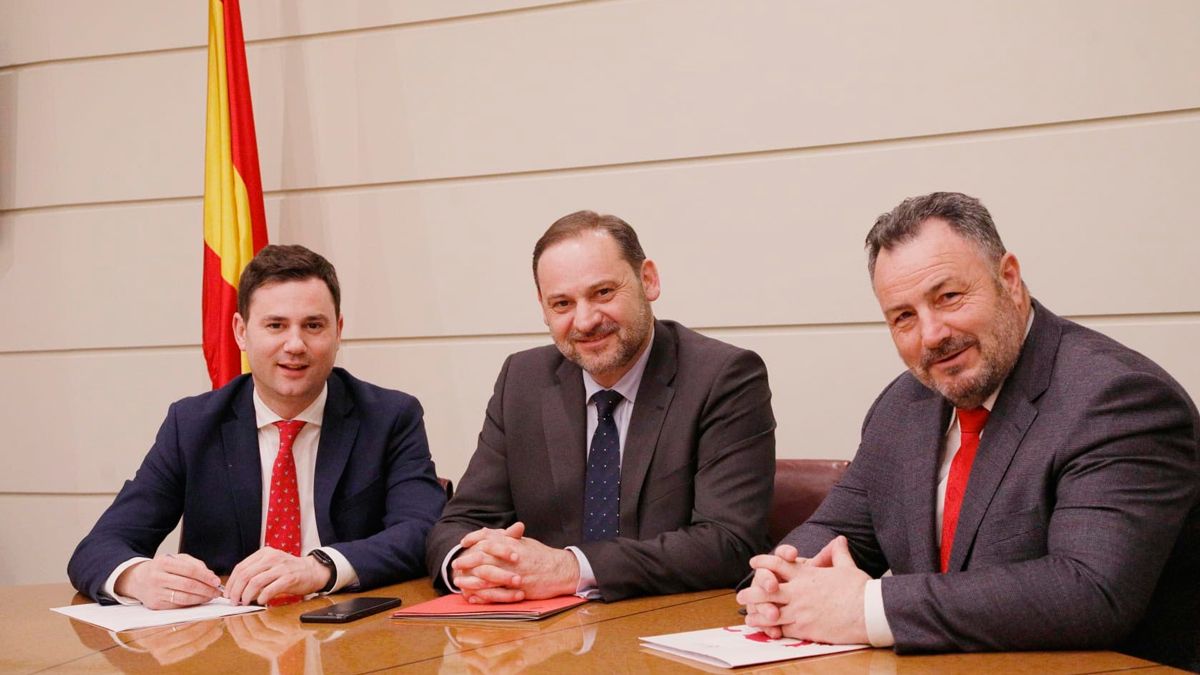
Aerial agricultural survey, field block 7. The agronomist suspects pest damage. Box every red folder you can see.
[392,594,587,622]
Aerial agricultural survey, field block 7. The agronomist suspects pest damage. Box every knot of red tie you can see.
[274,419,306,446]
[956,406,990,435]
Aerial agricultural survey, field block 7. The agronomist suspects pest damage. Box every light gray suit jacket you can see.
[426,320,776,601]
[783,302,1200,670]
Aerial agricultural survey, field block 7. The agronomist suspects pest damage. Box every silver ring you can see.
[170,590,176,604]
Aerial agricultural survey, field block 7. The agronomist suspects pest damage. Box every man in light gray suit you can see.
[738,192,1200,670]
[426,210,776,602]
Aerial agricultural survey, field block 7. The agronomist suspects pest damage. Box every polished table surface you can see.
[0,579,1179,674]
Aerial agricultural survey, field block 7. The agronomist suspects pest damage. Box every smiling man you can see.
[426,210,776,602]
[738,192,1200,669]
[69,245,446,607]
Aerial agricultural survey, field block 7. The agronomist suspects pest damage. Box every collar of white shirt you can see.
[581,327,655,404]
[252,384,328,429]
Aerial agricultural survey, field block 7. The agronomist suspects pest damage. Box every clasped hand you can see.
[450,522,580,603]
[735,536,871,644]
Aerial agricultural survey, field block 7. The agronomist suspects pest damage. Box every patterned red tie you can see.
[940,407,989,573]
[266,420,305,556]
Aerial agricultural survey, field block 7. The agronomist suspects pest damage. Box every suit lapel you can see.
[903,390,951,572]
[544,358,588,542]
[946,301,1059,572]
[314,375,358,546]
[619,324,676,540]
[222,382,264,556]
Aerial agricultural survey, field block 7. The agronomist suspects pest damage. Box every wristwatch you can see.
[308,549,338,593]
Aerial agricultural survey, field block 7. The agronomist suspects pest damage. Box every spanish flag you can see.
[203,0,267,389]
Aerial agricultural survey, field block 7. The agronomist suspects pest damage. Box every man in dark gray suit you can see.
[426,210,776,602]
[738,192,1199,670]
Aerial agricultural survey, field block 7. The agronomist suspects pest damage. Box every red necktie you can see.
[940,407,989,573]
[266,420,305,556]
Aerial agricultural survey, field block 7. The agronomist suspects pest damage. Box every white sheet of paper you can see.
[51,597,264,632]
[641,625,868,668]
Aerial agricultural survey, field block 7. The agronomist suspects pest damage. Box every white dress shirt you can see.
[440,329,655,598]
[103,384,357,603]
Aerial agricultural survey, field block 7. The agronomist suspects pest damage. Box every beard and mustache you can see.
[554,297,654,381]
[912,289,1026,409]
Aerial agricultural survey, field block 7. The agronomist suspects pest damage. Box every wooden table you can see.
[0,580,1177,674]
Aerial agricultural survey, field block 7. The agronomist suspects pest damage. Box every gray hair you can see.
[865,192,1006,278]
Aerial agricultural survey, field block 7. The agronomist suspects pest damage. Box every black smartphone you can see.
[299,596,402,623]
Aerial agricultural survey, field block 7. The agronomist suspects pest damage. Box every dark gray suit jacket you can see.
[783,302,1200,670]
[426,320,776,601]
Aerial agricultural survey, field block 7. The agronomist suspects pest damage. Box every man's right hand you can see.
[114,553,221,609]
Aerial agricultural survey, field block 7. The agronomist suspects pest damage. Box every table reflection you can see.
[438,614,597,675]
[69,617,227,670]
[67,609,346,673]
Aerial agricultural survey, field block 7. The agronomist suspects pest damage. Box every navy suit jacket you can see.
[783,302,1200,669]
[68,367,446,602]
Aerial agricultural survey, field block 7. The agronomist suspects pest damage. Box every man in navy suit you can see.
[69,245,446,607]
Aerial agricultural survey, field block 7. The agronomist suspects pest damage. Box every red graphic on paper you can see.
[722,626,814,647]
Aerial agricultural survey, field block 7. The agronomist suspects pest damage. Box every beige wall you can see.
[1,0,1197,585]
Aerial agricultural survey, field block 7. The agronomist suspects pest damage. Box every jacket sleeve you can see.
[424,356,518,591]
[326,395,447,590]
[67,403,187,603]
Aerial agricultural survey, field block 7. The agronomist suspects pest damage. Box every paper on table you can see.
[640,624,868,669]
[51,597,264,632]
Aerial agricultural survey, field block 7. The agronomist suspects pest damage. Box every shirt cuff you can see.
[317,546,358,593]
[863,579,895,647]
[440,544,465,593]
[103,557,152,605]
[565,546,601,600]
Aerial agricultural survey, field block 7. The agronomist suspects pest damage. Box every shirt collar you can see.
[582,327,655,405]
[252,384,328,429]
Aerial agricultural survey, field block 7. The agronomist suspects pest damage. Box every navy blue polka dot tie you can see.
[583,390,623,542]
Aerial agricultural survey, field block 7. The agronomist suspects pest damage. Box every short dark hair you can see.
[532,210,647,289]
[865,192,1006,278]
[237,244,341,318]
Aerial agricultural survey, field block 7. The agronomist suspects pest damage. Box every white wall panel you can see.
[0,0,576,67]
[0,347,209,492]
[0,0,205,67]
[0,494,179,585]
[0,207,203,353]
[0,49,206,210]
[5,0,1199,210]
[3,117,1198,352]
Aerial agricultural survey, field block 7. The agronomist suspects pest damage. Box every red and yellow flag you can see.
[203,0,268,389]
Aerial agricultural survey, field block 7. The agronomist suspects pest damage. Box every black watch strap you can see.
[308,549,338,593]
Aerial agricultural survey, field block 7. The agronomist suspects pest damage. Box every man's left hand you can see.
[225,547,330,605]
[736,536,871,644]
